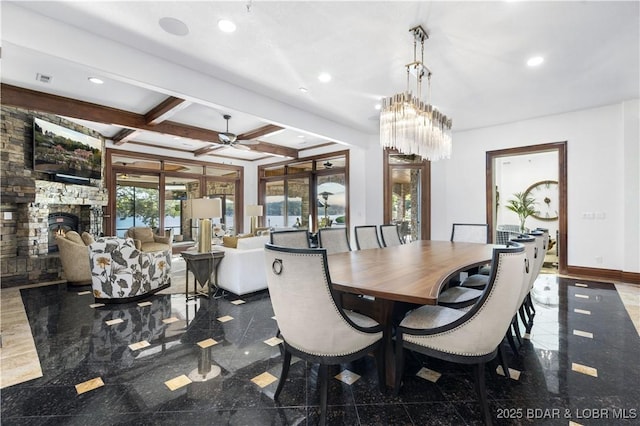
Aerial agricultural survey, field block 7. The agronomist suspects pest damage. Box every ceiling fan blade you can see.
[232,143,252,151]
[237,139,259,145]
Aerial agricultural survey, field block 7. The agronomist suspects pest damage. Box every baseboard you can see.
[566,265,640,285]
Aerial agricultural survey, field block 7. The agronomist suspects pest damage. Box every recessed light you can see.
[318,72,332,83]
[527,56,544,67]
[299,87,308,93]
[374,103,382,110]
[159,17,189,36]
[88,77,104,84]
[218,19,236,33]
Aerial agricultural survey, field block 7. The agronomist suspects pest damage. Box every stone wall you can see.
[1,106,107,287]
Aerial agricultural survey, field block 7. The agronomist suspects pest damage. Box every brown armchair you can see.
[125,227,172,252]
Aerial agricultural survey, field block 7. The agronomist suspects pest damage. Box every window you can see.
[106,149,243,237]
[259,151,349,232]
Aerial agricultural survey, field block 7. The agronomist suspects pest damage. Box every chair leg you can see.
[497,345,510,379]
[319,363,329,426]
[512,316,523,346]
[473,363,493,426]
[518,305,529,330]
[394,334,405,396]
[505,331,519,356]
[274,348,291,401]
[375,343,386,392]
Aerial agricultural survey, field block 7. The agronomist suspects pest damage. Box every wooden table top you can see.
[327,240,496,305]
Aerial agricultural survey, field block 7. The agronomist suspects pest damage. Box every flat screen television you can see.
[33,117,102,185]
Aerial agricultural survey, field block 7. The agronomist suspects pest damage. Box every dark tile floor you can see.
[1,276,638,425]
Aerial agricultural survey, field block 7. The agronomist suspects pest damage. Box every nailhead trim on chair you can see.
[404,251,524,357]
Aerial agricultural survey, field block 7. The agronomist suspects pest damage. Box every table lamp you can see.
[246,204,263,235]
[189,198,222,253]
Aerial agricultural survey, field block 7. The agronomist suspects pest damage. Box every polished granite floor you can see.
[1,274,639,425]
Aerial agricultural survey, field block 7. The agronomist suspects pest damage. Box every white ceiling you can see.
[1,1,638,162]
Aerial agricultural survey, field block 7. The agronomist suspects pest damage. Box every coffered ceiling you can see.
[1,1,638,163]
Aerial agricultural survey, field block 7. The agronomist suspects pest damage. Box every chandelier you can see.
[380,25,452,161]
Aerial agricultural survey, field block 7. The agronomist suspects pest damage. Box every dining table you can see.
[327,239,496,386]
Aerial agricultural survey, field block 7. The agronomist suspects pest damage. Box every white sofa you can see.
[215,235,270,296]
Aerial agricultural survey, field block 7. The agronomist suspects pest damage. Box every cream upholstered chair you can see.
[264,244,384,426]
[450,223,488,243]
[55,231,94,286]
[270,229,310,248]
[379,224,403,247]
[519,230,546,333]
[125,227,172,252]
[395,243,526,425]
[317,227,351,254]
[450,223,492,289]
[89,237,171,303]
[354,225,381,250]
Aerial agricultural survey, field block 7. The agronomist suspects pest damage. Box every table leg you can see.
[376,299,396,388]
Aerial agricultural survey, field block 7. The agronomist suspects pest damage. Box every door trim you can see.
[485,141,567,274]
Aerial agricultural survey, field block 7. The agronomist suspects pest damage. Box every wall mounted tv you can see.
[33,117,103,185]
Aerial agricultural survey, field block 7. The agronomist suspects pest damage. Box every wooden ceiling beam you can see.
[1,84,301,159]
[247,141,298,159]
[144,96,191,125]
[1,84,220,142]
[112,128,139,145]
[238,124,283,141]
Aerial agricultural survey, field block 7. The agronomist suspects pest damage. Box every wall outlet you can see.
[3,212,12,220]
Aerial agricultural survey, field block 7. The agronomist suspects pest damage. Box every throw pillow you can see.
[223,236,238,248]
[81,232,95,246]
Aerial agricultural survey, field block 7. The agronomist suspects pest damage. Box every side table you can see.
[181,251,225,299]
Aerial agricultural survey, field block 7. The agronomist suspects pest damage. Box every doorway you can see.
[486,142,567,274]
[383,151,430,241]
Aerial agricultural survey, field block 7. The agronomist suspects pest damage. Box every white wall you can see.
[431,101,639,273]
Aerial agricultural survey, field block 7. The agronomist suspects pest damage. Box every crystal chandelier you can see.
[380,25,452,161]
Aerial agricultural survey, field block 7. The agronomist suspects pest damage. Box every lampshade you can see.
[188,198,222,219]
[246,204,263,216]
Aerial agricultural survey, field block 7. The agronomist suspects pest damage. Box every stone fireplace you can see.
[29,180,107,257]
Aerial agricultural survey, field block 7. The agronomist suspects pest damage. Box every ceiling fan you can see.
[218,114,259,150]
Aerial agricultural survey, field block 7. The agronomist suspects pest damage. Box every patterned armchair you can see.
[89,237,171,303]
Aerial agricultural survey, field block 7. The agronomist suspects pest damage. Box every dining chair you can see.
[270,229,310,248]
[394,243,526,425]
[317,227,351,254]
[519,231,546,333]
[379,224,403,247]
[354,225,382,250]
[450,223,489,244]
[264,244,384,426]
[451,223,490,288]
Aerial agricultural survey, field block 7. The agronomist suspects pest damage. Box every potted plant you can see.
[505,192,539,233]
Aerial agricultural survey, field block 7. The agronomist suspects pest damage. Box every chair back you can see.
[270,229,310,248]
[404,244,526,356]
[510,236,537,305]
[354,226,381,250]
[527,231,546,288]
[317,228,351,254]
[451,223,489,243]
[264,245,380,356]
[380,224,403,247]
